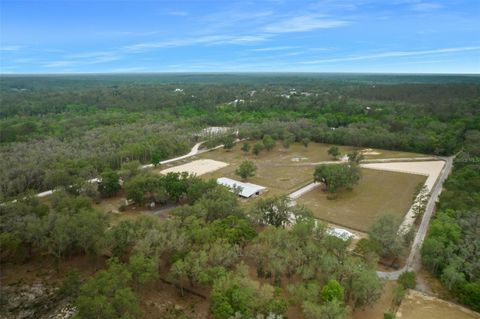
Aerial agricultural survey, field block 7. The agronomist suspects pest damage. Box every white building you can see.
[217,177,266,198]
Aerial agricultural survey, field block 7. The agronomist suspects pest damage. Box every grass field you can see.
[155,141,427,200]
[396,290,480,319]
[296,168,426,232]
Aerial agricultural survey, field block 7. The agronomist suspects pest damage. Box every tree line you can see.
[1,168,388,318]
[421,130,480,311]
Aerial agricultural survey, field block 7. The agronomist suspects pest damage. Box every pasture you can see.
[161,141,427,199]
[296,168,426,232]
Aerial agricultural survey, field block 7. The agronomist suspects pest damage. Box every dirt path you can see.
[33,142,208,199]
[376,156,454,281]
[288,182,321,199]
[285,156,455,284]
[142,141,206,168]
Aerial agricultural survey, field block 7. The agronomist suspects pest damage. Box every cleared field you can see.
[160,159,229,176]
[182,141,428,198]
[396,290,480,319]
[361,161,444,190]
[296,168,426,232]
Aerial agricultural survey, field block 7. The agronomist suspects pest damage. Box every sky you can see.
[0,0,479,74]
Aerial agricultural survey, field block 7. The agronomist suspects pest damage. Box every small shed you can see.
[217,177,266,198]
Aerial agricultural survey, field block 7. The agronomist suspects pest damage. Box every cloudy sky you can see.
[1,0,479,73]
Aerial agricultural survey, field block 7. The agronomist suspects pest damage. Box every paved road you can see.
[377,156,454,280]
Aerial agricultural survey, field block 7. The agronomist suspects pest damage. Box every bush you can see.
[398,271,416,289]
[59,269,81,298]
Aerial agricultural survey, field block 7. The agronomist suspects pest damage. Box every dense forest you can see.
[421,130,480,311]
[1,74,479,317]
[1,74,479,200]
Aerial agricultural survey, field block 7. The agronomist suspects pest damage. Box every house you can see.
[217,177,266,198]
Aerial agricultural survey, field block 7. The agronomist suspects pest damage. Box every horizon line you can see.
[1,71,480,76]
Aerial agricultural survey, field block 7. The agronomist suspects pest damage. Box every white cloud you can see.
[124,35,269,52]
[43,60,77,68]
[300,46,480,64]
[43,52,122,68]
[168,10,188,17]
[264,15,349,33]
[411,2,443,12]
[0,45,23,51]
[250,46,299,52]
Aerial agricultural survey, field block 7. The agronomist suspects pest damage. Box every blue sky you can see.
[1,0,479,74]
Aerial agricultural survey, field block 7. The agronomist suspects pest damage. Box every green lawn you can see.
[296,168,426,232]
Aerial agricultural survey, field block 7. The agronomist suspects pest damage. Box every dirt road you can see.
[376,156,454,280]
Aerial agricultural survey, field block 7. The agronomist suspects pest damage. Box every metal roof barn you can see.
[217,177,266,198]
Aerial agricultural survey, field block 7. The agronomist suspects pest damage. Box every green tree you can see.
[119,160,141,182]
[41,213,75,269]
[349,266,384,309]
[252,195,312,227]
[210,265,287,319]
[74,209,108,256]
[398,271,416,289]
[222,135,235,151]
[168,259,188,296]
[321,279,345,302]
[347,151,364,164]
[128,252,159,291]
[241,142,251,154]
[252,142,264,156]
[98,169,121,198]
[107,220,138,258]
[59,269,81,298]
[262,135,276,151]
[368,214,405,259]
[314,163,361,195]
[282,132,295,149]
[302,137,310,148]
[235,160,257,180]
[328,146,341,160]
[303,299,347,319]
[75,258,140,319]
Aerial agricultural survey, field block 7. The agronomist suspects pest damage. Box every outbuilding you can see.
[217,177,266,198]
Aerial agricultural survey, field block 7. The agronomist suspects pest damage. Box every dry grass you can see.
[396,290,480,319]
[166,141,426,200]
[297,168,426,232]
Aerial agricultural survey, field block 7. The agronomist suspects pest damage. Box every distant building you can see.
[217,177,266,198]
[195,126,231,138]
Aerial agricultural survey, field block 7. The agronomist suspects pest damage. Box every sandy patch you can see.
[360,161,444,191]
[361,148,381,156]
[160,159,229,176]
[396,290,480,319]
[291,157,309,162]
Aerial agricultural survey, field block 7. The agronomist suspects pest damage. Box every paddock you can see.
[160,159,229,176]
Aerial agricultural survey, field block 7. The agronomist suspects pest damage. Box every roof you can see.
[327,228,357,240]
[217,177,266,198]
